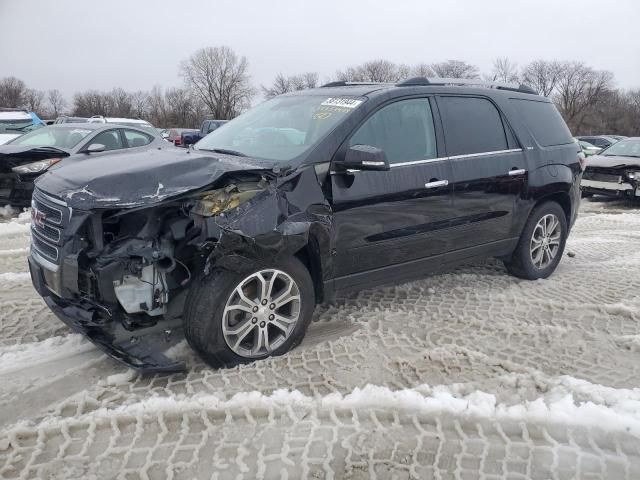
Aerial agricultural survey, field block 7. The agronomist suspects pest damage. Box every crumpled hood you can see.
[0,144,71,173]
[35,147,277,209]
[586,154,640,170]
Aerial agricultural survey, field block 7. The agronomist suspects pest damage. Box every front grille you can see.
[32,196,63,224]
[30,190,70,265]
[31,231,59,262]
[582,171,622,183]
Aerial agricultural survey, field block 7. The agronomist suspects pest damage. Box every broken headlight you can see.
[190,179,268,217]
[12,158,62,174]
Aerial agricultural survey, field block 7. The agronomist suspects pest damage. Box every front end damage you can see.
[28,165,332,372]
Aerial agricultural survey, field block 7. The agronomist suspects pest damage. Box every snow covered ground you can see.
[0,199,639,479]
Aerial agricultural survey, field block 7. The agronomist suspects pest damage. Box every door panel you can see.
[437,95,527,248]
[447,150,527,248]
[331,160,454,277]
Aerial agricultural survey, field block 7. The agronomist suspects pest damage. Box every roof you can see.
[290,77,540,100]
[0,111,32,121]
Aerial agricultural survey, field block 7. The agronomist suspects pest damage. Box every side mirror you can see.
[85,143,106,153]
[338,145,390,171]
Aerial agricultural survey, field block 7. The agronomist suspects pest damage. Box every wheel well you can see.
[537,191,572,224]
[294,241,324,304]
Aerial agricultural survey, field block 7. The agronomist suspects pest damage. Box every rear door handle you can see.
[424,179,449,188]
[508,169,527,176]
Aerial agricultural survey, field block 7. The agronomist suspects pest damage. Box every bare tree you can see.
[554,61,613,132]
[73,90,111,116]
[131,90,148,119]
[336,59,406,83]
[410,63,435,78]
[430,60,479,79]
[180,46,254,119]
[47,89,66,117]
[0,77,27,108]
[23,88,45,114]
[147,86,168,127]
[262,72,319,99]
[521,60,564,97]
[490,57,520,83]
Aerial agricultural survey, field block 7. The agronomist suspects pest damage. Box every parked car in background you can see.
[181,119,227,146]
[87,115,157,134]
[576,135,619,149]
[582,137,640,199]
[575,138,601,156]
[54,115,89,124]
[26,78,581,372]
[604,135,627,141]
[0,109,44,145]
[0,123,165,206]
[167,128,198,147]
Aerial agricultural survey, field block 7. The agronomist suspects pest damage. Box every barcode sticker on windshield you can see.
[320,98,363,109]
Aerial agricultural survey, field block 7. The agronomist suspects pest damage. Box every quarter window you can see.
[349,98,437,164]
[90,130,124,151]
[438,96,508,156]
[124,129,152,148]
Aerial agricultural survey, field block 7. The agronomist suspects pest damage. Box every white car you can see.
[87,116,158,134]
[0,110,39,145]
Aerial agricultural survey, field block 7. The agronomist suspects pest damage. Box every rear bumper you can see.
[29,254,186,373]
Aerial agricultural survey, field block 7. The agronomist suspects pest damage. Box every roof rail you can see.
[396,77,537,95]
[320,81,389,88]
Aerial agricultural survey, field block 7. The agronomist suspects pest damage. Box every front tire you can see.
[183,256,315,368]
[504,201,568,280]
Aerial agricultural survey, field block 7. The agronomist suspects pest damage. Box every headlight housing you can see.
[625,171,640,180]
[191,179,268,217]
[11,158,61,174]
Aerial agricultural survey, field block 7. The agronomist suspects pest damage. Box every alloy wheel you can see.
[530,213,562,269]
[222,269,301,358]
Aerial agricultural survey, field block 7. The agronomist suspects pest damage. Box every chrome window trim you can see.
[389,148,523,169]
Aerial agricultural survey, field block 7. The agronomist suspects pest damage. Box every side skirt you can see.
[324,237,518,298]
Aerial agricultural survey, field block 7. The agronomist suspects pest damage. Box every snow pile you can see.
[0,272,31,283]
[0,334,94,375]
[0,220,30,237]
[23,375,639,438]
[0,248,29,257]
[0,206,18,218]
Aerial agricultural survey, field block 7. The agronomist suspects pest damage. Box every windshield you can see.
[9,126,93,149]
[601,138,640,158]
[195,95,366,161]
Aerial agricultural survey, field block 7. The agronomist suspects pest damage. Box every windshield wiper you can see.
[30,146,68,154]
[6,124,34,132]
[198,147,247,157]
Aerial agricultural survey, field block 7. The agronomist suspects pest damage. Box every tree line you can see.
[1,46,638,135]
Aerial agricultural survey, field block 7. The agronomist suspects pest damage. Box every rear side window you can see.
[511,99,573,147]
[124,129,152,148]
[438,96,508,156]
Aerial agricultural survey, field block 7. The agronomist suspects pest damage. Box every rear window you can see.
[511,99,573,147]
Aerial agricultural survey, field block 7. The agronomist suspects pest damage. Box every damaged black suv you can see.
[28,78,582,372]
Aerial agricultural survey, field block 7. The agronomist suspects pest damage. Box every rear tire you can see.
[183,256,315,368]
[504,201,568,280]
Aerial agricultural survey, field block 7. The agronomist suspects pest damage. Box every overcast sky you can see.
[1,0,638,99]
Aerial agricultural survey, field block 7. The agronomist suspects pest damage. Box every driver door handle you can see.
[508,168,527,176]
[424,179,449,188]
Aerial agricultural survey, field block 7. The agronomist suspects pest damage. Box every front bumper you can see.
[0,172,34,206]
[581,179,640,197]
[29,254,186,373]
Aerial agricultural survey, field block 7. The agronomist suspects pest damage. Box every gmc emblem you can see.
[32,207,46,228]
